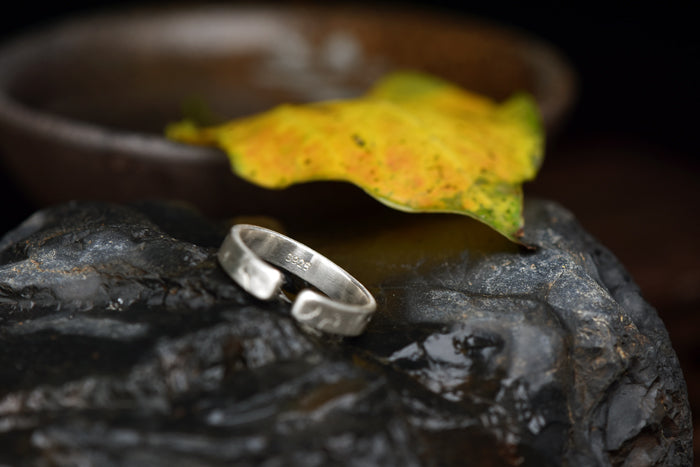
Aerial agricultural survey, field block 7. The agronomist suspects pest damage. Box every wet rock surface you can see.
[0,200,692,466]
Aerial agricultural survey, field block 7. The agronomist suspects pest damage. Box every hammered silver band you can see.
[218,224,376,336]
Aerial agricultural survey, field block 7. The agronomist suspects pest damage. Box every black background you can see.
[0,1,698,231]
[1,0,699,459]
[1,1,697,148]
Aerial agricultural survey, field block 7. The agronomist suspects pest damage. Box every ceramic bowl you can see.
[0,4,575,220]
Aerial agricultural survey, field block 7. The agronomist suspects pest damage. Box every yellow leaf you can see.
[166,71,544,242]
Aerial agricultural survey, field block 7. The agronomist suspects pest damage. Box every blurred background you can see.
[1,0,698,460]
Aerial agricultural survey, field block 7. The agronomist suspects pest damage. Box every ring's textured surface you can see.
[218,224,376,336]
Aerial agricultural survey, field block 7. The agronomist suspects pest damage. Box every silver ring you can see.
[217,224,376,336]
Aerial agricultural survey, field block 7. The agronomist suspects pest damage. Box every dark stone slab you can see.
[0,199,692,466]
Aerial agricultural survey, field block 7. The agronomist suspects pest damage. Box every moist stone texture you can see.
[0,200,691,466]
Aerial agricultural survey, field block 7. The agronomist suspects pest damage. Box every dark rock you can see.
[0,199,692,466]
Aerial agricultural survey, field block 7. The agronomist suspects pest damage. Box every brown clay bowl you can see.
[0,3,575,221]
